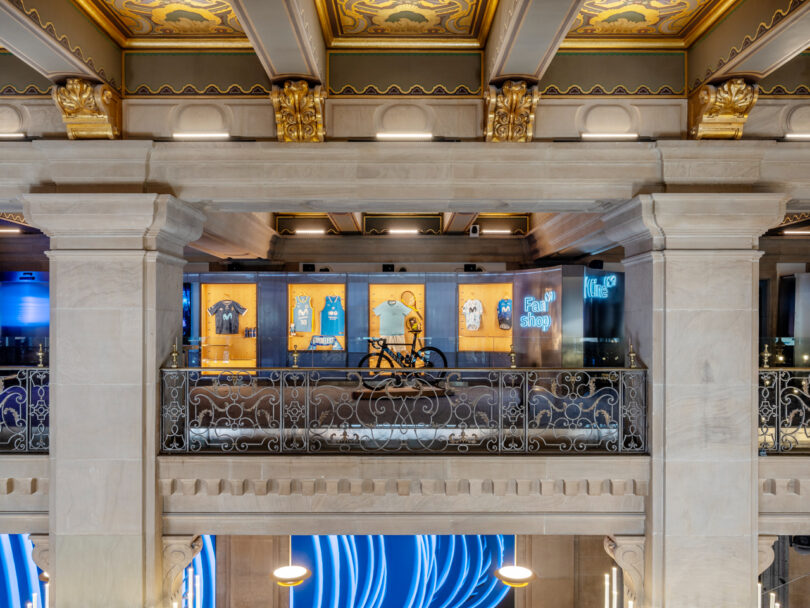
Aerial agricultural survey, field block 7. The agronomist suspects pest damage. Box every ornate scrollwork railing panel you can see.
[759,369,810,453]
[0,368,49,453]
[161,368,647,455]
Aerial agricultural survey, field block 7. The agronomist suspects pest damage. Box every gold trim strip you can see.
[328,83,480,96]
[123,38,252,49]
[125,82,270,95]
[0,84,52,95]
[541,83,684,96]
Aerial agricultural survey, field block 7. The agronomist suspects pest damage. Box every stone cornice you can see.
[1,141,809,211]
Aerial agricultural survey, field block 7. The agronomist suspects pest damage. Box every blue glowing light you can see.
[290,535,512,608]
[519,290,556,331]
[0,283,49,329]
[3,534,510,608]
[0,534,46,608]
[584,274,618,299]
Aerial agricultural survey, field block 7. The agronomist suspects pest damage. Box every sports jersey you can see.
[320,295,345,336]
[292,295,312,333]
[462,299,484,331]
[208,299,246,335]
[373,300,411,336]
[497,298,513,330]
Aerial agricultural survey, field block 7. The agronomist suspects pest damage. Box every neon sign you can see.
[520,290,556,331]
[584,274,618,299]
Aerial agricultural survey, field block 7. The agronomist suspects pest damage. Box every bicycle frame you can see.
[368,332,427,368]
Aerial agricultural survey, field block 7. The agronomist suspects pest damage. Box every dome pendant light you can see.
[272,535,312,587]
[494,535,535,588]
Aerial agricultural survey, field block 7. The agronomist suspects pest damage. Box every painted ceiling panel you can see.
[566,0,734,46]
[79,0,244,39]
[315,0,499,48]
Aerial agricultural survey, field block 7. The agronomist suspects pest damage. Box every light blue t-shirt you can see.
[373,300,411,336]
[320,295,344,336]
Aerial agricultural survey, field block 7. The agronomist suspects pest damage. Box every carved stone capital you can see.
[604,535,644,605]
[484,80,539,143]
[52,78,121,140]
[688,78,758,140]
[270,80,325,143]
[758,535,779,576]
[29,534,50,584]
[163,535,203,605]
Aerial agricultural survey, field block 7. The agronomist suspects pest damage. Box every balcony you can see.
[759,368,810,453]
[7,367,807,456]
[160,368,647,455]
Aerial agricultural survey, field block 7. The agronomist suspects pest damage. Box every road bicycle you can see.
[358,330,447,389]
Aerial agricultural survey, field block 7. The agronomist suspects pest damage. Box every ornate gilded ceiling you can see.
[315,0,499,48]
[74,0,247,47]
[565,0,736,47]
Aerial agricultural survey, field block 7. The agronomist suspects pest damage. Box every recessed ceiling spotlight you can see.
[172,132,230,140]
[581,133,639,140]
[376,132,433,140]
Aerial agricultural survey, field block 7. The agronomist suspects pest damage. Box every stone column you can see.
[22,194,205,608]
[605,193,786,607]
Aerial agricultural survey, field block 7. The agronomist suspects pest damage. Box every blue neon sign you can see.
[584,274,618,299]
[519,289,556,331]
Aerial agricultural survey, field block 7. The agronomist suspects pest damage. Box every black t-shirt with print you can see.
[208,300,247,334]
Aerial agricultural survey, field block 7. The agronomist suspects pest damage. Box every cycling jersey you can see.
[462,299,484,331]
[497,298,513,330]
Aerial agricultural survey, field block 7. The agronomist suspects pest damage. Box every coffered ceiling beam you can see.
[688,0,810,90]
[191,211,276,259]
[486,0,586,82]
[327,213,361,233]
[230,0,325,83]
[0,0,120,87]
[444,213,478,234]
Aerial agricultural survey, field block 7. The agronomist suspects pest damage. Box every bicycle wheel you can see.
[358,352,396,390]
[412,347,447,385]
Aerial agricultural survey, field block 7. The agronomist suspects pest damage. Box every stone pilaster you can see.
[22,194,205,608]
[604,193,787,607]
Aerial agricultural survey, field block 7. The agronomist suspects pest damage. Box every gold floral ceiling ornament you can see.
[565,0,731,47]
[484,80,540,143]
[52,78,121,139]
[688,78,759,139]
[270,80,326,143]
[74,0,245,44]
[315,0,498,47]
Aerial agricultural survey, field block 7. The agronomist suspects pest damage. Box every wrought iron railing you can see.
[759,369,810,453]
[0,368,49,453]
[161,368,647,455]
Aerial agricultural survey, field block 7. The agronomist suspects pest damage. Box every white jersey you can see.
[462,299,484,331]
